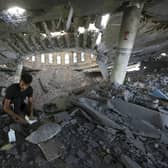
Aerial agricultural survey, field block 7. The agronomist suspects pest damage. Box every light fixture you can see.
[7,6,26,16]
[78,27,86,34]
[161,53,167,56]
[101,13,110,29]
[88,23,99,32]
[50,31,66,37]
[127,62,141,72]
[40,33,47,38]
[2,6,27,24]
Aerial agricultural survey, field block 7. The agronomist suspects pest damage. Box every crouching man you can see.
[3,73,33,124]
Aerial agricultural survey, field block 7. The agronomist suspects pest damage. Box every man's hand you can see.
[3,98,27,125]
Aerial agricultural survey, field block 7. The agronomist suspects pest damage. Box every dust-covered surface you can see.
[0,66,168,168]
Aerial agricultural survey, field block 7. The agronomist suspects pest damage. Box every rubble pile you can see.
[0,72,168,168]
[30,68,101,110]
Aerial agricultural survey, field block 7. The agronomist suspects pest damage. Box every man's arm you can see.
[28,96,33,118]
[3,98,27,124]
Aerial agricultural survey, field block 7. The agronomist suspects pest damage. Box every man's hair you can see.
[21,73,33,84]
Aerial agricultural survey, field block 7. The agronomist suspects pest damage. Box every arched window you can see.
[65,53,70,64]
[73,52,77,63]
[81,52,85,62]
[41,54,45,63]
[32,56,35,62]
[49,53,53,64]
[57,55,61,64]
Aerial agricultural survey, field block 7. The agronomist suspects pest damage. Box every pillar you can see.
[69,52,73,65]
[53,52,57,65]
[111,2,144,85]
[14,62,23,83]
[35,54,41,69]
[77,52,81,63]
[62,52,65,65]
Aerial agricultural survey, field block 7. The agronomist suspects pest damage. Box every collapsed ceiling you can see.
[0,0,167,64]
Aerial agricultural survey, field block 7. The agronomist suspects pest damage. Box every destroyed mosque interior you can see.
[0,0,168,167]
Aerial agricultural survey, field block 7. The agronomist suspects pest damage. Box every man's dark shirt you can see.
[2,83,33,115]
[5,83,33,104]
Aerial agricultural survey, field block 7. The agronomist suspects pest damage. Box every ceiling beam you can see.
[60,36,65,48]
[17,34,33,52]
[0,52,7,59]
[30,35,41,51]
[74,33,79,48]
[11,34,29,54]
[56,17,63,30]
[64,34,70,48]
[51,20,57,32]
[5,39,24,56]
[66,6,74,31]
[69,33,75,48]
[42,21,54,47]
[39,37,48,50]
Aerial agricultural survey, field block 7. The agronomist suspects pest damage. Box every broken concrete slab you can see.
[79,108,95,122]
[112,98,162,128]
[54,112,72,123]
[114,162,124,168]
[72,97,123,130]
[132,119,161,139]
[26,123,61,144]
[120,155,142,168]
[160,132,168,145]
[133,138,146,153]
[38,138,65,162]
[124,128,145,153]
[43,103,57,114]
[158,107,168,127]
[44,96,74,113]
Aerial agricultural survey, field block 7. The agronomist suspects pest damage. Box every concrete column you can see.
[14,63,23,83]
[53,53,57,65]
[77,52,81,63]
[111,2,144,85]
[62,52,65,65]
[35,54,41,69]
[85,52,92,64]
[69,52,73,65]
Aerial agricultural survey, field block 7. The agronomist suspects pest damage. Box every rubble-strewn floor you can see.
[1,69,168,168]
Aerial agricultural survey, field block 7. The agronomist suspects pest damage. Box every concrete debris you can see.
[160,132,168,145]
[1,71,168,167]
[43,96,73,113]
[120,155,142,168]
[133,121,161,139]
[31,68,101,110]
[38,138,65,162]
[26,123,61,144]
[112,98,162,129]
[54,112,72,123]
[72,97,123,130]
